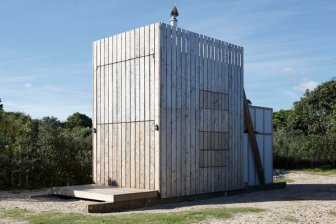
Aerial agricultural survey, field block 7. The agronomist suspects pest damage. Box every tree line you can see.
[0,78,335,188]
[273,78,336,169]
[0,104,92,189]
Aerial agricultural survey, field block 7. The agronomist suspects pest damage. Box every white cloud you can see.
[293,79,319,92]
[24,82,32,88]
[281,67,297,75]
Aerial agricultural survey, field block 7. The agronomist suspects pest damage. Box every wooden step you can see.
[52,184,159,202]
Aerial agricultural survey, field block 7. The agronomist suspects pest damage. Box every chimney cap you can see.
[170,6,179,17]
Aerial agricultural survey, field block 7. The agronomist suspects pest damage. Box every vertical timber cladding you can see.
[159,23,244,198]
[93,23,161,190]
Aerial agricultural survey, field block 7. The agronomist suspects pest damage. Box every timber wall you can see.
[92,23,161,190]
[159,23,244,198]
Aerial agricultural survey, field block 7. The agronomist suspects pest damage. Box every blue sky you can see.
[0,0,335,121]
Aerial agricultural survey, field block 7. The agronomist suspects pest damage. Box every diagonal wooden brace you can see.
[243,91,265,184]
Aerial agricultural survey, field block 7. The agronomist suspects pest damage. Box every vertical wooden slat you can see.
[130,122,136,188]
[140,27,145,58]
[190,32,196,195]
[199,36,204,193]
[165,25,172,197]
[111,38,117,182]
[149,25,156,190]
[234,45,238,189]
[93,41,97,183]
[150,120,155,190]
[195,34,200,194]
[145,121,150,189]
[96,124,101,184]
[135,121,140,188]
[108,37,113,183]
[175,27,182,196]
[116,61,122,186]
[160,23,167,197]
[100,40,105,185]
[130,32,136,188]
[185,30,191,196]
[104,65,110,185]
[145,56,150,189]
[120,31,126,184]
[154,23,161,191]
[135,29,140,188]
[139,120,145,188]
[104,40,109,185]
[121,32,126,62]
[126,122,131,187]
[125,60,131,187]
[227,44,232,190]
[139,27,145,189]
[171,26,177,197]
[239,47,244,188]
[180,29,186,196]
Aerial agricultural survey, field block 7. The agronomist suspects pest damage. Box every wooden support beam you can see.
[243,91,265,184]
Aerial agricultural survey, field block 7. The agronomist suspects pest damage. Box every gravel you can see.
[0,171,335,223]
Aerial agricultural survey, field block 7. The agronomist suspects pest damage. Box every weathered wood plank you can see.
[140,27,145,58]
[130,62,136,189]
[139,121,145,189]
[92,41,97,183]
[139,56,145,121]
[180,29,187,196]
[166,25,172,198]
[116,63,122,186]
[244,92,265,184]
[144,55,150,188]
[154,23,161,192]
[125,122,131,187]
[195,34,200,194]
[160,23,168,195]
[149,25,155,190]
[190,32,196,195]
[135,121,140,188]
[175,27,182,196]
[130,121,136,188]
[145,25,150,57]
[171,26,177,197]
[185,30,191,196]
[104,64,109,186]
[145,121,150,189]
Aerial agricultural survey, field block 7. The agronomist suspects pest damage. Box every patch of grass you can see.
[284,215,299,223]
[0,207,265,224]
[302,168,336,176]
[273,178,294,183]
[329,211,336,217]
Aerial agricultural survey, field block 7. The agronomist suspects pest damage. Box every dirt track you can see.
[0,171,335,223]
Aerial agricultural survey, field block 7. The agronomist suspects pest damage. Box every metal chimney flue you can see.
[170,6,179,27]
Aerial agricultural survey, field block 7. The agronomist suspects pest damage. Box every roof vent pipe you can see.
[170,6,179,27]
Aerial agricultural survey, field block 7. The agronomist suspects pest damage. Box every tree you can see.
[291,78,336,136]
[273,78,336,167]
[273,109,293,131]
[0,98,3,111]
[65,112,92,129]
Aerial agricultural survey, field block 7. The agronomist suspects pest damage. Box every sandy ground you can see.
[0,171,335,223]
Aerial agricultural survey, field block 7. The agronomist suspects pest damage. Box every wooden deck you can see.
[52,184,159,202]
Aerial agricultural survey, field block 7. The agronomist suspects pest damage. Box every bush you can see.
[0,111,92,189]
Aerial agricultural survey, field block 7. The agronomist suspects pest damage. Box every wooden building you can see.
[92,22,265,199]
